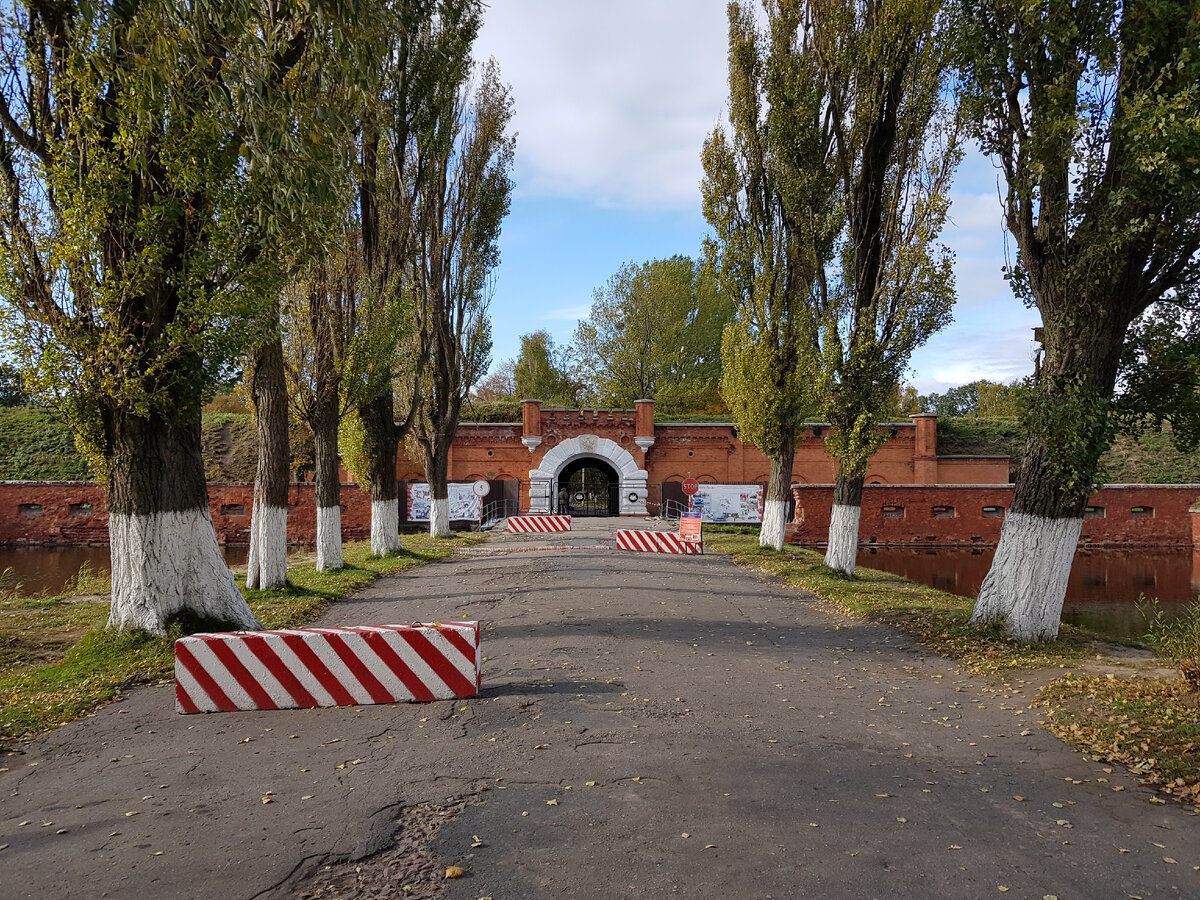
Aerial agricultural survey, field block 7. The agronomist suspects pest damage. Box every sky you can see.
[472,1,1043,395]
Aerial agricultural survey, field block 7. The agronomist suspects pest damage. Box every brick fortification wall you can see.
[787,484,1200,547]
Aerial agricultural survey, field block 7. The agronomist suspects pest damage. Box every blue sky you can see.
[473,2,1042,395]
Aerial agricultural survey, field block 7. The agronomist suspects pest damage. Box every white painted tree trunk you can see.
[371,498,402,556]
[824,504,862,576]
[758,499,788,551]
[108,508,261,634]
[971,512,1082,641]
[429,496,451,538]
[316,504,344,571]
[246,499,288,590]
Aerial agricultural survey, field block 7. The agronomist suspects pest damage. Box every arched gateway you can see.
[528,434,648,516]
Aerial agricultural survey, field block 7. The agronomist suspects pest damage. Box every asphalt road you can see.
[2,519,1198,899]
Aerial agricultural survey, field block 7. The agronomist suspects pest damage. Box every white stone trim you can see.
[759,499,788,550]
[971,512,1083,641]
[370,498,401,555]
[430,496,451,537]
[529,434,649,516]
[634,436,655,452]
[824,503,862,575]
[109,507,261,634]
[247,499,288,590]
[521,435,542,453]
[316,504,343,571]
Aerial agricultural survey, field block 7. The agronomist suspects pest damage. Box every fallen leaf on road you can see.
[998,887,1008,893]
[546,799,558,806]
[1013,796,1025,802]
[124,812,138,817]
[585,781,596,787]
[704,844,717,850]
[681,833,690,838]
[1163,857,1177,864]
[262,797,275,804]
[948,845,962,850]
[444,866,464,879]
[301,795,314,801]
[896,817,907,824]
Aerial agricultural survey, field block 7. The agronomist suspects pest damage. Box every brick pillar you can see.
[521,399,543,453]
[911,414,938,484]
[1191,507,1200,546]
[634,399,656,461]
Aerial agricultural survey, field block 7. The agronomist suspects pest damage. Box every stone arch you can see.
[528,434,648,515]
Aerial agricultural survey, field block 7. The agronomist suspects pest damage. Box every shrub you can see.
[1140,600,1200,692]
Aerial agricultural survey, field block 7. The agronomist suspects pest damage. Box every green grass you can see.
[703,529,1094,673]
[1037,675,1200,805]
[0,533,488,745]
[0,406,92,481]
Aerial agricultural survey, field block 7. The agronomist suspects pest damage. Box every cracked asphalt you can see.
[2,519,1199,899]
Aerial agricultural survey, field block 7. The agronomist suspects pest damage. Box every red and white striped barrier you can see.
[507,514,572,533]
[174,622,481,714]
[616,529,703,554]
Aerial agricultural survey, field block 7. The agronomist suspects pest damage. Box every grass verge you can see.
[703,530,1094,672]
[0,533,487,746]
[704,528,1200,804]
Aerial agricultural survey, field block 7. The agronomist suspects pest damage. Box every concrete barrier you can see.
[507,514,572,533]
[174,622,481,714]
[616,529,703,554]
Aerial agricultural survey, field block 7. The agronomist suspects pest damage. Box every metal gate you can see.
[560,466,618,517]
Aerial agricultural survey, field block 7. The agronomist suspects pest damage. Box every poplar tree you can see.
[962,0,1200,640]
[703,0,840,550]
[0,1,365,632]
[806,0,959,575]
[410,59,514,537]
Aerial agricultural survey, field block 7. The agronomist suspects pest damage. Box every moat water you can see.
[857,545,1200,640]
[2,542,1195,642]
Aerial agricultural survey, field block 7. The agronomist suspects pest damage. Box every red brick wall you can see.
[0,482,374,546]
[788,484,1200,547]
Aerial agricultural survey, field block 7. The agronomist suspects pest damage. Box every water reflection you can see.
[0,544,255,597]
[856,545,1200,641]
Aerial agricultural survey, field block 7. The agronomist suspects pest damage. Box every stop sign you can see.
[681,477,699,496]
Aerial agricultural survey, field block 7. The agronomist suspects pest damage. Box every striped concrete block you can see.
[507,514,572,533]
[174,622,481,714]
[616,529,703,554]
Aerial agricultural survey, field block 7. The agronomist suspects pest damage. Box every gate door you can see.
[558,459,619,517]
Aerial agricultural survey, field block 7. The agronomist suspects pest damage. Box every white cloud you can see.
[541,303,592,322]
[475,2,729,212]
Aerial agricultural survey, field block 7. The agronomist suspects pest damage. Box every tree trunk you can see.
[360,393,402,556]
[425,448,451,538]
[313,403,343,571]
[247,335,290,590]
[971,305,1128,641]
[824,466,864,576]
[759,433,795,551]
[107,408,260,634]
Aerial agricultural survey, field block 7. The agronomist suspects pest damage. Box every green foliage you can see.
[957,0,1200,514]
[0,0,374,477]
[804,0,960,482]
[919,379,1028,418]
[573,256,732,414]
[0,406,91,481]
[513,331,580,407]
[703,1,838,460]
[459,399,522,422]
[1140,599,1200,692]
[0,363,29,406]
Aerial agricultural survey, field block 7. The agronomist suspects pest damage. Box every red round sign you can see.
[681,478,700,496]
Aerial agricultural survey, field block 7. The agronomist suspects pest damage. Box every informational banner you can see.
[406,483,483,522]
[692,484,764,523]
[679,511,703,543]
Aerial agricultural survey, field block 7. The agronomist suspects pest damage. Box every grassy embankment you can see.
[704,529,1200,806]
[0,533,487,746]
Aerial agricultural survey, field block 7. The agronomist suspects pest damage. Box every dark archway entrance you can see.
[557,457,619,517]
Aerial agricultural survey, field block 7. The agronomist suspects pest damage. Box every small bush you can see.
[1140,599,1200,691]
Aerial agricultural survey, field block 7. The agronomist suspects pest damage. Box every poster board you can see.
[679,512,703,544]
[406,483,483,522]
[692,484,764,523]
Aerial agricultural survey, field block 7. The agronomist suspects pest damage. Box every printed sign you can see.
[472,480,490,497]
[681,477,700,496]
[679,512,703,544]
[406,483,483,522]
[691,484,763,523]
